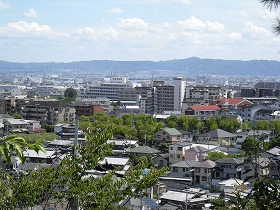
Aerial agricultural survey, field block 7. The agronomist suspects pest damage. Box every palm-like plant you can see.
[261,0,280,35]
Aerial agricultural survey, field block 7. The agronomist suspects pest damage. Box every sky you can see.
[1,0,280,62]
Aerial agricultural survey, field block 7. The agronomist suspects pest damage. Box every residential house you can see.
[169,160,198,178]
[193,160,216,188]
[3,119,30,135]
[127,146,160,159]
[169,142,192,164]
[169,142,218,165]
[56,123,84,140]
[235,130,271,149]
[106,139,138,156]
[155,127,182,145]
[197,128,237,146]
[185,146,209,162]
[219,98,252,111]
[152,154,169,169]
[214,158,244,180]
[241,157,269,182]
[260,146,280,179]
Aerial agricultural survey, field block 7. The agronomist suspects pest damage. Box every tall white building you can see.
[173,77,186,112]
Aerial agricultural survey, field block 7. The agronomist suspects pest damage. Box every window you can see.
[195,168,200,173]
[178,147,182,151]
[170,147,173,150]
[173,167,178,173]
[204,169,208,173]
[177,155,180,158]
[202,176,207,181]
[177,136,181,140]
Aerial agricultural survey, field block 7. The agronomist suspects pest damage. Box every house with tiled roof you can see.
[197,128,237,146]
[185,105,221,116]
[219,98,252,110]
[185,146,209,162]
[169,160,198,178]
[127,146,160,159]
[213,158,244,180]
[193,160,216,187]
[155,127,182,144]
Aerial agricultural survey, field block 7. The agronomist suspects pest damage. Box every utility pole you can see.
[70,114,79,210]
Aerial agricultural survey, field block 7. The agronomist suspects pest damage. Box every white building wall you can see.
[173,77,186,112]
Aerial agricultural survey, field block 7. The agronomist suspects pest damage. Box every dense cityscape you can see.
[0,68,280,209]
[2,0,280,209]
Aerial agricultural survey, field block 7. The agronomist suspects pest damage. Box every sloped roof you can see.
[162,127,181,136]
[199,129,236,138]
[216,157,244,164]
[186,146,208,153]
[170,160,198,168]
[220,98,250,105]
[127,146,160,154]
[191,105,221,111]
[267,146,280,156]
[193,160,216,168]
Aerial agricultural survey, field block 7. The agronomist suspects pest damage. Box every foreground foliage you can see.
[0,125,167,209]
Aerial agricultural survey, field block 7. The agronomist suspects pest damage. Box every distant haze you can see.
[1,57,280,77]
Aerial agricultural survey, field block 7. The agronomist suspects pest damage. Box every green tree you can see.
[206,117,218,131]
[64,87,78,99]
[241,137,259,156]
[255,120,269,130]
[10,113,22,119]
[205,151,227,161]
[0,125,167,209]
[166,116,177,128]
[242,121,252,132]
[0,135,45,164]
[210,199,227,210]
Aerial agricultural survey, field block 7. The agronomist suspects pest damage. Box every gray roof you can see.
[216,157,244,165]
[199,129,236,138]
[185,146,208,153]
[161,127,181,136]
[127,146,160,154]
[267,146,280,156]
[170,160,198,168]
[193,160,216,168]
[237,130,270,136]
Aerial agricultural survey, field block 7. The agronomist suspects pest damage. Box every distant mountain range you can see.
[1,57,280,76]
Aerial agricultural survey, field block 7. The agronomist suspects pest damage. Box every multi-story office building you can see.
[81,76,139,100]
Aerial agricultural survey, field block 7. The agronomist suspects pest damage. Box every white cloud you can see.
[23,9,39,18]
[0,0,10,9]
[244,21,271,38]
[206,21,224,33]
[117,18,148,29]
[227,32,242,41]
[75,27,119,41]
[0,21,67,38]
[177,16,206,31]
[104,7,122,14]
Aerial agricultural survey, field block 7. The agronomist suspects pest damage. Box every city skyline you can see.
[1,0,280,62]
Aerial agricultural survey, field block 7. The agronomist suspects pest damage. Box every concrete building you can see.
[81,76,139,100]
[23,100,76,125]
[173,77,186,112]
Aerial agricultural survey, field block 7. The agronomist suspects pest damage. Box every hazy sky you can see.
[1,0,280,62]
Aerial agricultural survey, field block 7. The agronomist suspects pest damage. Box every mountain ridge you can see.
[0,57,280,76]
